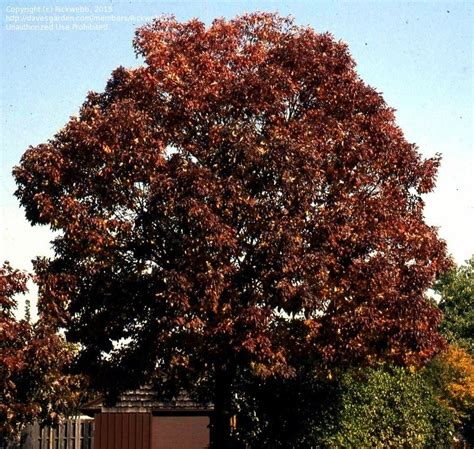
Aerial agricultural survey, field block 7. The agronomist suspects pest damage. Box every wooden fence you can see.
[0,418,93,449]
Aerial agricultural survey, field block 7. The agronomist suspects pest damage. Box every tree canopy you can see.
[13,13,451,446]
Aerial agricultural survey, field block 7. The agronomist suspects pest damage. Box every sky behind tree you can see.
[1,1,472,293]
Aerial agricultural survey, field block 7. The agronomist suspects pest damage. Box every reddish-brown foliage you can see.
[13,13,451,446]
[0,263,88,438]
[0,263,86,440]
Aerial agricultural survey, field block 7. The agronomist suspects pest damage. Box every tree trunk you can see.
[212,367,235,449]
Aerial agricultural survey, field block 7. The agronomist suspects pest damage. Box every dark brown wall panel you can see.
[116,414,123,449]
[100,414,107,449]
[94,412,151,449]
[129,413,136,448]
[106,413,115,449]
[122,413,130,449]
[136,414,144,449]
[143,413,151,449]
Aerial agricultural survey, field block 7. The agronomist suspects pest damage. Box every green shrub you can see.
[318,366,454,448]
[235,365,454,448]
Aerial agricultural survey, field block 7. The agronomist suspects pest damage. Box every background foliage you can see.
[0,262,89,440]
[436,257,474,355]
[234,365,454,449]
[431,257,474,445]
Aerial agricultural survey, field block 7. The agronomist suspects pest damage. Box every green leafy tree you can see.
[436,257,474,355]
[426,258,474,445]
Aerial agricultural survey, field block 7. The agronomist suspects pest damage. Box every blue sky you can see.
[1,0,473,286]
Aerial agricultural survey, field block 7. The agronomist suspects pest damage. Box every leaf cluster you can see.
[435,257,474,355]
[0,263,90,440]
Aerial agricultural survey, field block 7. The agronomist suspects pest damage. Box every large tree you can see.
[14,13,450,447]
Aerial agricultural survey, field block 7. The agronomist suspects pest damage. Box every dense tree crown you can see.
[14,13,449,401]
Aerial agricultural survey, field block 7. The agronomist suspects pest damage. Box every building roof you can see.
[82,385,213,415]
